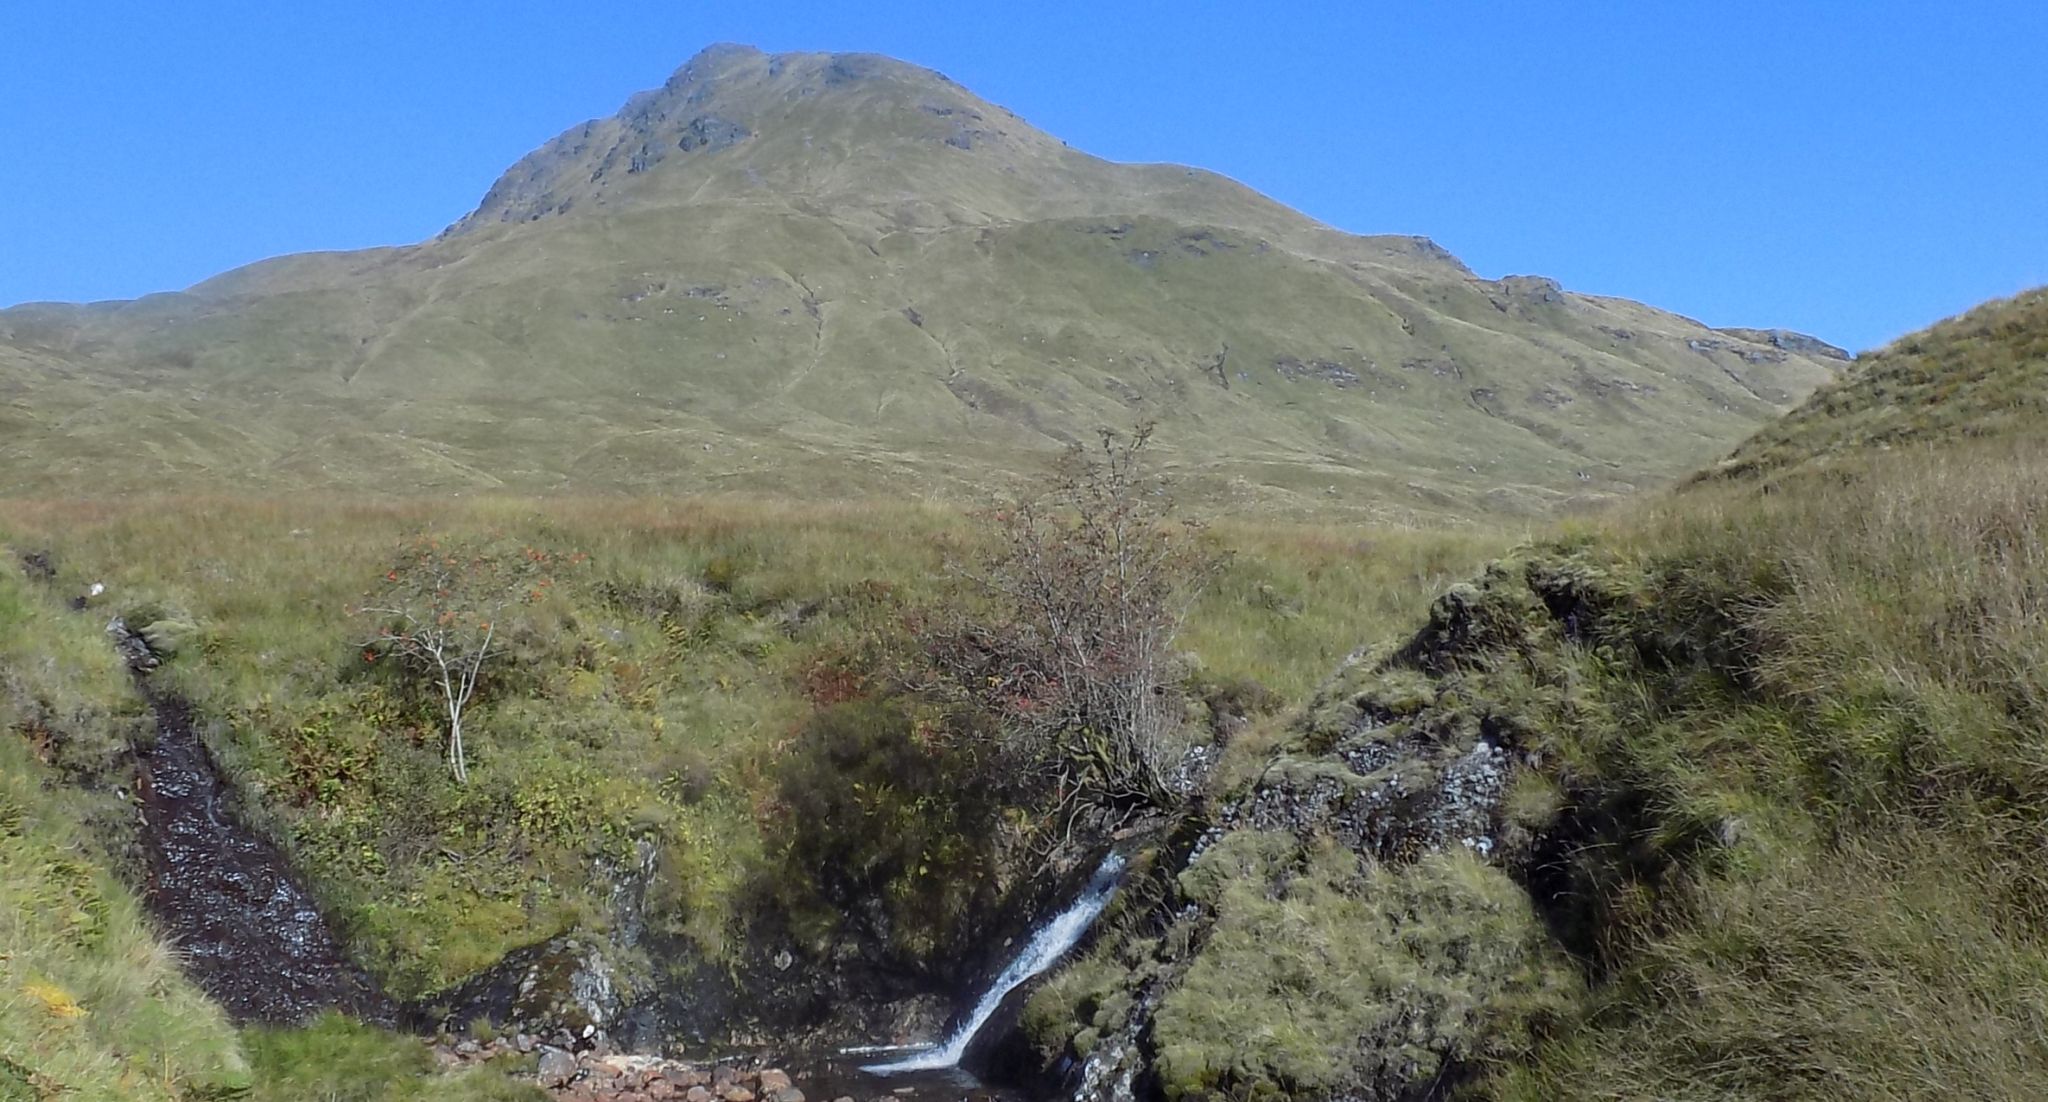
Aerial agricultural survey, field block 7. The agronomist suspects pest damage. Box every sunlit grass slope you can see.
[0,46,1843,515]
[1494,435,2048,1100]
[1505,287,2048,1096]
[1704,284,2046,482]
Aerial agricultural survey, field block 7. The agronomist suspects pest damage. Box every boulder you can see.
[537,1046,579,1088]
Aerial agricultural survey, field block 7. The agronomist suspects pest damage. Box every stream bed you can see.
[120,621,389,1023]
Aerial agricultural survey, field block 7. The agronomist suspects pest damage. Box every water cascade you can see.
[862,852,1128,1074]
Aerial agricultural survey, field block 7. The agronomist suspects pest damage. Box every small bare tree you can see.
[353,537,553,783]
[925,425,1222,813]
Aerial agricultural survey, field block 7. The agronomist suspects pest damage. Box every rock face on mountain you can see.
[0,45,1845,516]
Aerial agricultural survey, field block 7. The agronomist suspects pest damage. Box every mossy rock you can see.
[139,618,202,657]
[1153,839,1576,1101]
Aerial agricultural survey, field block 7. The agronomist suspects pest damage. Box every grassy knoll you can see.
[0,496,1507,1001]
[1705,285,2046,482]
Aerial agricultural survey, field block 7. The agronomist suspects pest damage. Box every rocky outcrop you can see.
[1715,326,1853,362]
[1019,555,1671,1101]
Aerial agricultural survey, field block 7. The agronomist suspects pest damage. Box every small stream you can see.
[117,621,389,1024]
[104,602,1121,1077]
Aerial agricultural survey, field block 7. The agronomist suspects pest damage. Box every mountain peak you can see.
[442,45,1458,269]
[450,45,1038,235]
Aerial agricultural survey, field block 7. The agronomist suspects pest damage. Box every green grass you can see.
[0,495,1509,1000]
[1704,284,2046,482]
[244,1014,543,1102]
[0,716,249,1100]
[1153,835,1573,1100]
[0,550,143,779]
[1485,435,2048,1098]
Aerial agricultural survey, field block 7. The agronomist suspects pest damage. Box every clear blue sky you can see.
[4,2,2043,352]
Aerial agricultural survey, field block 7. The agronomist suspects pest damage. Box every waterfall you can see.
[862,851,1128,1074]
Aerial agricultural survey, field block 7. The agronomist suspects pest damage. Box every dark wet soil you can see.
[120,625,390,1023]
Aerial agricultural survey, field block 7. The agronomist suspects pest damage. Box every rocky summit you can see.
[0,44,1844,517]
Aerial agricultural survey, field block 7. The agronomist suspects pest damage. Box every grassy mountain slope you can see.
[1704,284,2046,481]
[0,46,1845,517]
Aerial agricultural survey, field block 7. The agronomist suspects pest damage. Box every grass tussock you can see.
[243,1013,543,1101]
[1490,434,2048,1099]
[0,558,142,778]
[1154,834,1574,1100]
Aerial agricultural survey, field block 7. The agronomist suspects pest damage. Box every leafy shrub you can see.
[354,535,580,783]
[919,426,1222,815]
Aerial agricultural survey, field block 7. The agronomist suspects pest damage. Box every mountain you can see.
[0,45,1848,516]
[1704,285,2047,482]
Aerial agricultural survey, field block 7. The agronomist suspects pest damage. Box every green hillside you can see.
[0,45,1844,517]
[1704,285,2046,481]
